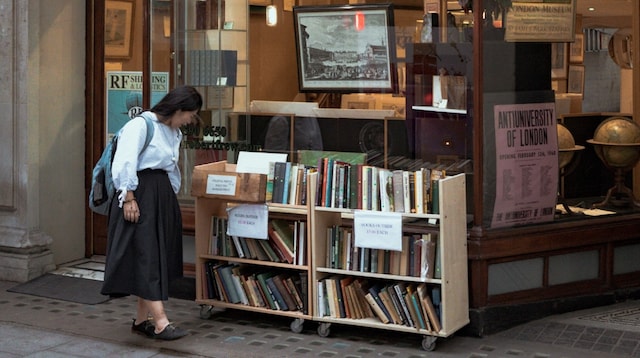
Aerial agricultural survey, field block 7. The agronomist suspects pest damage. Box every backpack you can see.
[89,113,155,215]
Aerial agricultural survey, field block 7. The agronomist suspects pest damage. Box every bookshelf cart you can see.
[308,172,468,351]
[191,161,312,333]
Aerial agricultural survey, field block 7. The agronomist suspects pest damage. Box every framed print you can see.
[293,4,397,93]
[567,64,585,97]
[570,33,584,63]
[105,0,135,59]
[206,86,234,109]
[551,42,568,79]
[341,93,376,109]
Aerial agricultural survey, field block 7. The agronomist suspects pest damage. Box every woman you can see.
[101,86,203,341]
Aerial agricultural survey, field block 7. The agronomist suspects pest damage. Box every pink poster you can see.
[491,102,558,228]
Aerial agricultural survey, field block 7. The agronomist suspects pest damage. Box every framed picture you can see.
[570,33,584,63]
[341,94,376,109]
[567,64,585,97]
[105,0,134,59]
[551,42,568,79]
[293,4,397,93]
[205,86,234,109]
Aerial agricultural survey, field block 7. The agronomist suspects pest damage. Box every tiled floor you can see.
[2,260,640,357]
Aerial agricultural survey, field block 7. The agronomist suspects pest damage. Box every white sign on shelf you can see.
[353,211,403,251]
[226,204,269,240]
[205,174,237,196]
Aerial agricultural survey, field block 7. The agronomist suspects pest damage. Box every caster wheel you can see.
[290,318,304,333]
[317,322,331,337]
[421,336,437,351]
[199,305,213,319]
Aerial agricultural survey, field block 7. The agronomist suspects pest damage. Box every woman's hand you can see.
[124,199,140,223]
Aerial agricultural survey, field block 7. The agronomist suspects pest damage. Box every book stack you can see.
[323,226,440,278]
[210,217,307,266]
[268,162,317,205]
[317,277,442,332]
[203,261,308,314]
[314,157,449,214]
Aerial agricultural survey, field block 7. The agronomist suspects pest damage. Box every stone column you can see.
[0,0,55,282]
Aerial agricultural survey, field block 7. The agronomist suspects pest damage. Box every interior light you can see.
[588,7,595,12]
[266,5,278,27]
[355,11,365,31]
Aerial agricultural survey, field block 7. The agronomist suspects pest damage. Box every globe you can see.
[588,116,640,169]
[587,116,640,208]
[557,124,584,170]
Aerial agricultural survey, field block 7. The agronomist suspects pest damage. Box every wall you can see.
[582,48,621,113]
[249,3,304,101]
[37,1,86,265]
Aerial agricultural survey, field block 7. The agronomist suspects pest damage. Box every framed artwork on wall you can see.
[105,0,134,59]
[551,42,568,79]
[293,4,397,93]
[570,33,584,63]
[567,64,585,97]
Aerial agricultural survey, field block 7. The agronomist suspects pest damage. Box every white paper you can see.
[205,174,237,196]
[353,211,403,251]
[235,151,288,175]
[226,204,269,240]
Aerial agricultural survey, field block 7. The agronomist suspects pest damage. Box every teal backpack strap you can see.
[139,112,155,153]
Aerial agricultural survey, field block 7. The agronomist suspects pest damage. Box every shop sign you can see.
[505,0,576,42]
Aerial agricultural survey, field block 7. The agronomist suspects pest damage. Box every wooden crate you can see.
[191,161,267,202]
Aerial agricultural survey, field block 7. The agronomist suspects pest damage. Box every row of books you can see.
[325,226,441,279]
[267,162,317,205]
[210,217,307,265]
[188,49,238,86]
[317,276,442,332]
[203,261,308,313]
[315,157,447,214]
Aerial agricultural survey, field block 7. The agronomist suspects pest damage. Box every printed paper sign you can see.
[205,175,237,196]
[226,204,269,240]
[353,211,403,251]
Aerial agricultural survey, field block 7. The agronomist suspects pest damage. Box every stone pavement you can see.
[1,279,640,357]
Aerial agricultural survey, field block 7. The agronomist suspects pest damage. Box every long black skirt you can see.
[101,169,183,301]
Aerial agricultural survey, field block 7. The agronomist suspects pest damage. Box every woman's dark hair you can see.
[151,86,203,118]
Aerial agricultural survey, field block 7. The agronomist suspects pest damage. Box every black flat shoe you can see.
[153,324,188,341]
[131,319,155,338]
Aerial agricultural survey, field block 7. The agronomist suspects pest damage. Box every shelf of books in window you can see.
[308,170,468,340]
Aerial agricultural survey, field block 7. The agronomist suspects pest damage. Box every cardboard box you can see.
[191,161,266,202]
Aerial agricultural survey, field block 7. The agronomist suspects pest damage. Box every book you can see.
[246,275,266,307]
[217,264,241,304]
[270,219,296,255]
[378,168,394,212]
[257,238,281,262]
[230,268,250,305]
[365,293,390,324]
[403,284,421,330]
[255,272,277,310]
[267,222,294,264]
[402,170,411,214]
[266,161,276,202]
[272,275,296,311]
[283,276,304,311]
[415,283,433,332]
[368,285,393,323]
[324,277,338,317]
[420,286,442,333]
[430,169,445,214]
[272,161,287,204]
[352,279,374,318]
[379,286,402,324]
[410,290,427,330]
[282,161,292,204]
[392,283,414,327]
[392,170,405,213]
[414,169,424,214]
[288,164,300,205]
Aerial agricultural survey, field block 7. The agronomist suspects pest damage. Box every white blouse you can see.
[111,112,182,207]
